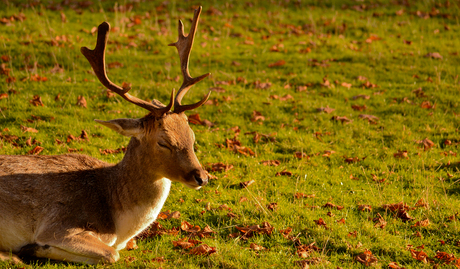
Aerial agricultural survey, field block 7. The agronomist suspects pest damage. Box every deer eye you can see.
[158,142,171,150]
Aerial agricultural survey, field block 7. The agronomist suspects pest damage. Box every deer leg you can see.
[0,251,22,264]
[30,231,119,264]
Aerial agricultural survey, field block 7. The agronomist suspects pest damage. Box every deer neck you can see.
[108,137,171,248]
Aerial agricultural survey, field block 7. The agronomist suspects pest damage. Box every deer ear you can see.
[95,118,144,138]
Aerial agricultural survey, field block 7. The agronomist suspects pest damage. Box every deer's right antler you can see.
[169,6,211,114]
[81,22,173,117]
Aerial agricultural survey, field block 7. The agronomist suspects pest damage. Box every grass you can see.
[1,0,460,268]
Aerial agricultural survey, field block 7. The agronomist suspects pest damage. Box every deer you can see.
[0,7,210,265]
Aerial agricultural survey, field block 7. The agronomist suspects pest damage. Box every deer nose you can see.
[194,173,208,186]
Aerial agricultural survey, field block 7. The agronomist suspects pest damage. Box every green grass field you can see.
[1,0,460,268]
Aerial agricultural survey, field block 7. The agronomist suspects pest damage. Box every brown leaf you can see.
[99,147,126,155]
[181,221,201,233]
[358,204,372,212]
[411,219,430,228]
[188,113,214,127]
[29,95,44,106]
[415,138,435,150]
[266,202,278,211]
[351,104,367,111]
[268,59,285,68]
[21,125,38,133]
[313,218,327,228]
[76,95,87,108]
[341,82,352,89]
[397,210,415,222]
[125,238,138,250]
[323,202,344,210]
[275,169,292,177]
[359,114,379,124]
[206,162,234,172]
[294,152,307,159]
[420,101,435,109]
[331,116,353,124]
[158,211,181,220]
[295,193,315,199]
[240,179,255,188]
[261,160,280,166]
[28,145,44,155]
[388,261,404,269]
[424,52,443,59]
[409,249,432,263]
[251,110,265,122]
[373,213,387,229]
[250,243,266,251]
[382,202,410,212]
[80,130,89,140]
[394,150,409,159]
[172,238,197,249]
[352,94,370,100]
[189,244,217,255]
[316,106,335,114]
[0,93,8,99]
[356,250,378,266]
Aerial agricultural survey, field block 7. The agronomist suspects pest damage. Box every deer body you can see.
[0,7,210,265]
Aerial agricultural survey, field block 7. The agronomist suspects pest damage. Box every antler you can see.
[81,22,173,117]
[169,6,211,114]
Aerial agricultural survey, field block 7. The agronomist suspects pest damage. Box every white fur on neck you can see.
[112,178,171,250]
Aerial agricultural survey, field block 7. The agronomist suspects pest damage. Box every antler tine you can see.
[168,6,211,114]
[81,22,172,117]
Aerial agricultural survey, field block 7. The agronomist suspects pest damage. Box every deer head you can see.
[81,7,210,189]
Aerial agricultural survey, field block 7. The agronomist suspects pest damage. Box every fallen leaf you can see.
[275,169,293,176]
[323,202,344,210]
[250,243,266,251]
[394,150,409,159]
[189,244,217,255]
[206,162,234,172]
[266,202,278,211]
[125,238,138,250]
[351,104,367,111]
[356,250,378,266]
[409,249,432,263]
[382,202,410,212]
[420,101,435,109]
[359,114,379,124]
[29,95,44,106]
[21,125,38,133]
[261,160,280,166]
[76,95,87,108]
[316,106,335,113]
[331,116,353,124]
[268,59,285,68]
[28,145,44,155]
[295,193,315,199]
[424,52,443,59]
[251,110,265,122]
[313,218,327,228]
[415,138,435,150]
[172,238,198,249]
[411,219,430,228]
[158,211,181,220]
[373,213,387,229]
[358,204,372,212]
[352,94,370,100]
[240,180,255,188]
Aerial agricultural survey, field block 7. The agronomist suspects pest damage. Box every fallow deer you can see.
[0,7,210,265]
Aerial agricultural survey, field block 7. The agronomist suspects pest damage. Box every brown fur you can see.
[0,112,208,264]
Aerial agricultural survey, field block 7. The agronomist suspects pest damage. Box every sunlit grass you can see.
[1,0,460,268]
